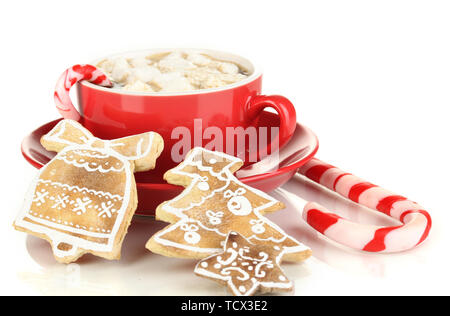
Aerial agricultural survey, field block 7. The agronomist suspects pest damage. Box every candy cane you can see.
[298,158,431,253]
[54,64,112,120]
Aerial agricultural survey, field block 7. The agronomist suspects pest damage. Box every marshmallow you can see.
[123,80,154,92]
[186,53,212,66]
[164,51,184,60]
[219,73,248,84]
[185,68,213,86]
[153,73,194,92]
[110,57,131,83]
[132,66,161,83]
[158,55,197,73]
[129,57,151,68]
[97,59,115,73]
[218,62,239,75]
[200,76,227,89]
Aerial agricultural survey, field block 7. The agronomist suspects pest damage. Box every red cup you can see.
[57,49,297,181]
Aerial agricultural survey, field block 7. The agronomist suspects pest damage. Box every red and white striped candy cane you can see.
[54,64,112,120]
[298,158,432,253]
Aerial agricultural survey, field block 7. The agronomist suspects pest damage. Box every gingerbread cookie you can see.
[14,119,163,263]
[146,147,311,262]
[195,231,293,296]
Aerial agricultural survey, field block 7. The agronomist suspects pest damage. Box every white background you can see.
[1,0,449,295]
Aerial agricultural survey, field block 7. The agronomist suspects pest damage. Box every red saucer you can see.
[21,112,318,216]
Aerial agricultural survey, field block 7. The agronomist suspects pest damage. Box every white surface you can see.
[1,0,449,296]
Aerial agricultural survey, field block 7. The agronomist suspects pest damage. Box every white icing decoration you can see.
[224,189,252,216]
[223,188,246,198]
[221,267,250,281]
[33,190,49,203]
[206,210,223,225]
[136,138,144,156]
[73,197,91,215]
[250,219,265,234]
[52,194,69,209]
[217,248,238,265]
[152,219,225,253]
[98,201,117,218]
[181,223,199,232]
[184,231,201,244]
[181,223,201,244]
[254,261,273,278]
[70,149,110,159]
[227,196,252,216]
[56,153,125,173]
[258,252,269,262]
[197,182,210,191]
[35,180,123,200]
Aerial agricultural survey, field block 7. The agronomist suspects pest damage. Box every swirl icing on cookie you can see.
[195,232,293,296]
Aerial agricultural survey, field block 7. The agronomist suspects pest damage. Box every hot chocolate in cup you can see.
[56,48,297,180]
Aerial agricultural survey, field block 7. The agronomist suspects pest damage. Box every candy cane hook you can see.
[298,158,431,253]
[54,64,112,120]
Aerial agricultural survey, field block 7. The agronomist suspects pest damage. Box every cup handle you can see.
[245,94,297,154]
[54,64,112,121]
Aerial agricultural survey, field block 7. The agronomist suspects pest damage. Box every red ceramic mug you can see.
[55,49,297,181]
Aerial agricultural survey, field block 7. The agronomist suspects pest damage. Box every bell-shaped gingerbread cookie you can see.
[14,119,164,263]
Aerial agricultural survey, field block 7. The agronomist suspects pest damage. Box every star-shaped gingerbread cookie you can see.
[195,231,293,296]
[146,147,311,262]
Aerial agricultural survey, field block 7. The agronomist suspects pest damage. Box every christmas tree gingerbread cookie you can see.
[195,231,293,296]
[146,147,311,262]
[14,119,163,263]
